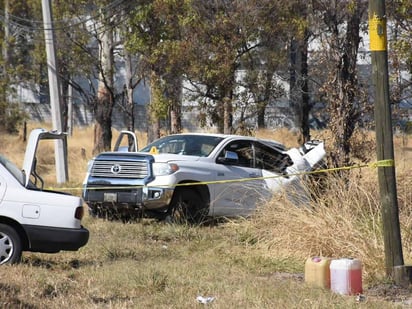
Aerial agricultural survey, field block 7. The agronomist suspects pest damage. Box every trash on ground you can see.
[196,295,215,304]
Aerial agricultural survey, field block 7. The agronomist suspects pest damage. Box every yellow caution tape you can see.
[46,159,396,192]
[369,159,394,168]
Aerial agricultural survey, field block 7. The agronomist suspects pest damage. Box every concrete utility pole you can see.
[41,0,68,183]
[3,0,10,65]
[368,0,406,283]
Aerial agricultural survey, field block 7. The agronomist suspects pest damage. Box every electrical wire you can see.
[0,0,135,38]
[1,0,129,28]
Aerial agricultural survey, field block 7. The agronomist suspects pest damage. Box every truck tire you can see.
[88,203,108,219]
[167,188,208,224]
[0,224,22,265]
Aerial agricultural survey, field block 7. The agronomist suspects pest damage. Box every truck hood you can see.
[149,153,202,163]
[22,129,67,187]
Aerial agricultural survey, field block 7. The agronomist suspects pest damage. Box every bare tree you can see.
[311,0,368,168]
[92,13,115,154]
[290,32,312,143]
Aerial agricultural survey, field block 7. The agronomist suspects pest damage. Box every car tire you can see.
[167,188,208,224]
[0,224,22,265]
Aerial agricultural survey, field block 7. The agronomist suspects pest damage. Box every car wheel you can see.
[167,188,208,224]
[0,224,22,265]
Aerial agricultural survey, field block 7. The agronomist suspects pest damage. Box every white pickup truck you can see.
[83,131,325,223]
[0,129,89,264]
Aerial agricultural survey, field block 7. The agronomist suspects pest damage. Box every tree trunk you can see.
[170,104,181,134]
[93,87,113,154]
[147,102,160,144]
[124,49,135,132]
[215,100,224,133]
[256,69,273,129]
[300,33,311,143]
[290,35,311,144]
[60,70,69,133]
[256,105,265,128]
[223,96,233,134]
[93,26,114,154]
[289,38,299,129]
[166,74,182,134]
[222,76,234,134]
[328,3,363,168]
[147,72,161,143]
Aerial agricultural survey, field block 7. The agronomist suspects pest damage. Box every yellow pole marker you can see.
[369,13,387,51]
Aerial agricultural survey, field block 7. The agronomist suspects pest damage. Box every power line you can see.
[2,0,129,26]
[0,1,135,45]
[0,0,133,33]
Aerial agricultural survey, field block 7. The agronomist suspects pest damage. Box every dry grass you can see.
[248,174,385,283]
[0,121,411,308]
[1,220,402,309]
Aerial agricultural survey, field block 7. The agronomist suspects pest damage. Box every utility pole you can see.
[42,0,68,183]
[3,0,10,65]
[368,0,406,283]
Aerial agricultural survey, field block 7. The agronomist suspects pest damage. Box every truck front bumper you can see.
[83,185,174,211]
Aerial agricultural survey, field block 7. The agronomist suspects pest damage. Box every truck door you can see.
[211,140,266,217]
[113,131,138,152]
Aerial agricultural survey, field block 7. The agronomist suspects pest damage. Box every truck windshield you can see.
[140,135,224,157]
[0,154,24,186]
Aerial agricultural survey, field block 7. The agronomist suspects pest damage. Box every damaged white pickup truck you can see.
[82,132,325,223]
[0,129,89,264]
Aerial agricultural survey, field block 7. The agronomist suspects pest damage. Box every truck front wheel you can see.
[167,188,208,224]
[0,224,22,265]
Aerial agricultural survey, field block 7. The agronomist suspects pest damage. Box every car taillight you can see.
[75,206,84,220]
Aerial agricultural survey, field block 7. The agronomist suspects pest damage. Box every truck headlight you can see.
[152,163,179,176]
[86,159,95,173]
[83,159,95,185]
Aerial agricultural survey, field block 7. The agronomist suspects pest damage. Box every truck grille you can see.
[90,160,149,179]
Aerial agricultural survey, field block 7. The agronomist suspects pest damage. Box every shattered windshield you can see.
[0,154,24,186]
[140,135,224,157]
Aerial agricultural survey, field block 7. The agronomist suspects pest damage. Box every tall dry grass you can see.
[247,173,383,283]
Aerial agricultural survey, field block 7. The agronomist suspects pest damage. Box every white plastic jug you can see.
[330,258,363,295]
